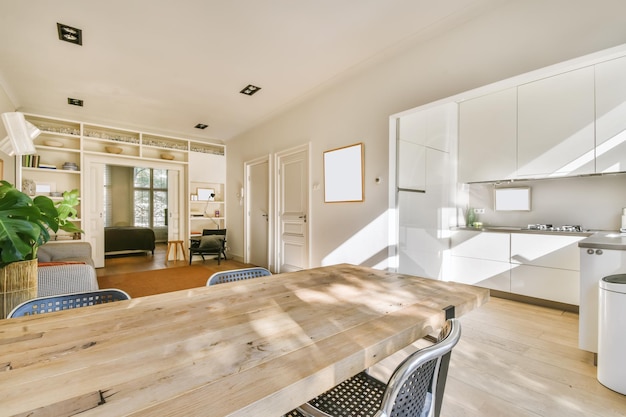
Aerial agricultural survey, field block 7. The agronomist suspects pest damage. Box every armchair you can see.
[189,229,227,265]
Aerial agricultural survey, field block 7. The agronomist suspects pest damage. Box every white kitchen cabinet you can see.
[447,256,511,291]
[595,55,626,174]
[458,88,517,183]
[397,140,426,191]
[451,230,510,262]
[397,103,456,191]
[397,103,455,153]
[447,230,511,291]
[510,233,585,305]
[398,148,450,279]
[511,265,579,305]
[510,233,584,270]
[517,66,595,178]
[579,247,626,353]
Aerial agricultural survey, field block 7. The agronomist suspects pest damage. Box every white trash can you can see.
[598,274,626,395]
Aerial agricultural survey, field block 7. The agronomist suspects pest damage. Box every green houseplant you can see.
[0,180,82,317]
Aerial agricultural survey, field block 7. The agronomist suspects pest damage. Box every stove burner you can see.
[526,224,583,232]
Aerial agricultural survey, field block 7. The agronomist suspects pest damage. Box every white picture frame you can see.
[323,143,364,203]
[197,188,215,201]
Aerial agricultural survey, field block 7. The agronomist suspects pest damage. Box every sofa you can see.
[36,242,99,296]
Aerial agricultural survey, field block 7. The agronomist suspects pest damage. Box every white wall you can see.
[0,82,16,183]
[226,0,626,268]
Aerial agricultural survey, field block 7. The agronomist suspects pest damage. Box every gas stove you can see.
[525,224,585,232]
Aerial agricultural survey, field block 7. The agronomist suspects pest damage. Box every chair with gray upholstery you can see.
[189,229,227,265]
[8,289,131,318]
[285,318,461,417]
[206,267,271,286]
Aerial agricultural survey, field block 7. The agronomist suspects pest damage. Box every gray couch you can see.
[37,242,99,296]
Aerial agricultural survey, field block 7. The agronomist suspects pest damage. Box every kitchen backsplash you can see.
[463,173,626,231]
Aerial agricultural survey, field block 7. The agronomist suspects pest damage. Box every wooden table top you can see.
[0,264,489,417]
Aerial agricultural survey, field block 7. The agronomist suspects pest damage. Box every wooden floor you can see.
[96,245,626,416]
[96,242,249,277]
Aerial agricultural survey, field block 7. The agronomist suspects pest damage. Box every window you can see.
[134,168,168,228]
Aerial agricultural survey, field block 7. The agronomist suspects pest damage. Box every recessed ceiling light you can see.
[240,85,261,96]
[195,123,208,129]
[67,98,83,106]
[57,23,82,45]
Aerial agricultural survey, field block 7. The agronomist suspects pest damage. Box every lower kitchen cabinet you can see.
[511,264,579,305]
[447,230,511,291]
[446,256,510,291]
[448,230,586,305]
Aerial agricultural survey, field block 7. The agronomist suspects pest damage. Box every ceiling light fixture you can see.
[57,23,82,45]
[195,123,208,129]
[240,85,261,96]
[67,98,83,106]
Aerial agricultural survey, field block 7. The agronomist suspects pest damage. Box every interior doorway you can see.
[275,144,310,273]
[244,156,270,269]
[83,154,186,268]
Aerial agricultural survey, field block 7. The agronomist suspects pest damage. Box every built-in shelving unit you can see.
[189,181,226,235]
[17,113,226,245]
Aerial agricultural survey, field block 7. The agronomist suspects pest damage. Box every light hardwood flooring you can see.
[96,246,626,416]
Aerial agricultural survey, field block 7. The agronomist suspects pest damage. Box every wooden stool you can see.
[166,240,187,263]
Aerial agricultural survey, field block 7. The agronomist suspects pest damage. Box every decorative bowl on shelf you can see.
[160,153,175,160]
[44,140,63,147]
[105,146,123,154]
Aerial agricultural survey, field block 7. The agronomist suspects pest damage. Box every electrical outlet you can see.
[474,208,485,214]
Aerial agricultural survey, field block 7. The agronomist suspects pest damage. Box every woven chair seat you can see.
[294,371,386,417]
[285,319,460,417]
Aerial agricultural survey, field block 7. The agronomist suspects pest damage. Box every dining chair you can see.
[189,229,227,265]
[285,318,461,417]
[7,289,131,318]
[206,267,271,286]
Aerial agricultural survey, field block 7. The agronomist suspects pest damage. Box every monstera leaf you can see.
[0,181,81,267]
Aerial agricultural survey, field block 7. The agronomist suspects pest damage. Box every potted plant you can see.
[0,181,82,318]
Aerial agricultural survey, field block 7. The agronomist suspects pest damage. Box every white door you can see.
[246,158,270,268]
[86,162,106,268]
[276,146,309,272]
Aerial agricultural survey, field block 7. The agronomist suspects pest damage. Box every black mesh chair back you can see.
[207,267,271,286]
[8,289,131,318]
[289,318,461,417]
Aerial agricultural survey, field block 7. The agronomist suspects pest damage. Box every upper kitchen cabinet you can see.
[517,66,595,178]
[595,55,626,173]
[458,88,517,183]
[397,103,455,153]
[397,103,456,191]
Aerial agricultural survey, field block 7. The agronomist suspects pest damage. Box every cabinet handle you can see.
[587,249,594,255]
[596,249,603,255]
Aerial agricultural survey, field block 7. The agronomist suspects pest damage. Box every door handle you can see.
[299,214,307,223]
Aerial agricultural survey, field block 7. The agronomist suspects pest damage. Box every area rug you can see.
[97,265,214,298]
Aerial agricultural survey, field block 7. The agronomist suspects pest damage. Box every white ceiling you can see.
[0,0,502,142]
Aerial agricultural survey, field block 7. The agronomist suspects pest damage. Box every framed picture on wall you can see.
[197,188,215,201]
[323,143,364,203]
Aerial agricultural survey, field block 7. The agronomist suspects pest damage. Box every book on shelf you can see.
[21,154,41,168]
[38,163,57,169]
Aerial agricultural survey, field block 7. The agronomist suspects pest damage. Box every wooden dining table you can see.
[0,264,489,417]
